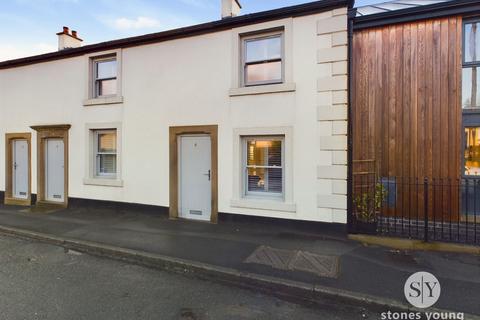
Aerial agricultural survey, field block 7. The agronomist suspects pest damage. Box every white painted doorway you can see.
[178,135,212,221]
[12,140,28,199]
[45,139,65,202]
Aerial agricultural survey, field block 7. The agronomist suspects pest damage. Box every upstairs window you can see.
[463,20,480,109]
[94,57,117,98]
[243,136,284,198]
[242,31,283,86]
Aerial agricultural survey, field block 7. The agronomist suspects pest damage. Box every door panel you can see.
[12,140,28,199]
[45,139,64,202]
[178,135,212,221]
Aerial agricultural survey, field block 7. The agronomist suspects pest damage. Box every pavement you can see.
[0,235,370,320]
[0,203,478,317]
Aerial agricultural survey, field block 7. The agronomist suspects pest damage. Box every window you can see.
[84,50,123,106]
[84,123,122,187]
[94,129,117,178]
[242,31,283,86]
[93,57,117,98]
[463,20,480,109]
[463,20,480,177]
[464,127,480,176]
[243,136,284,197]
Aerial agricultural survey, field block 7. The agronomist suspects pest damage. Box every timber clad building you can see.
[1,0,480,242]
[351,0,480,243]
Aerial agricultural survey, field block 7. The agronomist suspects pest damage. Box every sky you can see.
[0,0,383,62]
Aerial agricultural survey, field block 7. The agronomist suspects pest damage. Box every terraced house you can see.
[0,0,352,225]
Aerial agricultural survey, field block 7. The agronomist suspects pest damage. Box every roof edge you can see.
[0,0,351,70]
[354,0,480,30]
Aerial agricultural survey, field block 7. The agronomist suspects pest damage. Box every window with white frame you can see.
[243,136,284,198]
[94,129,117,178]
[93,56,117,98]
[242,31,283,87]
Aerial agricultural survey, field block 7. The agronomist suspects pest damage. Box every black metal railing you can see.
[351,176,480,245]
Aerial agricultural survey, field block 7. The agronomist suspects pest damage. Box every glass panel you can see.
[98,154,117,175]
[267,168,283,193]
[96,59,117,79]
[246,138,282,194]
[463,67,480,109]
[245,36,281,63]
[248,167,266,192]
[465,22,480,63]
[247,139,282,167]
[247,167,282,193]
[97,79,117,96]
[465,127,480,176]
[245,61,282,85]
[98,132,116,153]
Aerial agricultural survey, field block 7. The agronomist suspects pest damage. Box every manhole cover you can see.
[244,246,295,270]
[244,246,339,278]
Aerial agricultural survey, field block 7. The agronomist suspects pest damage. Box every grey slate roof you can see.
[356,0,450,16]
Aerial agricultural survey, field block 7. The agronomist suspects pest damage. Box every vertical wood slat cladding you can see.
[352,17,462,221]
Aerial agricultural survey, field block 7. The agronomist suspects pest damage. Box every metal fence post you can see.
[424,177,428,242]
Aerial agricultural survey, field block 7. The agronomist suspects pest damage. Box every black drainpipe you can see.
[346,4,356,233]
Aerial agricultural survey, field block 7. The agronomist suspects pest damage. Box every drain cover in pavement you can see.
[244,245,339,278]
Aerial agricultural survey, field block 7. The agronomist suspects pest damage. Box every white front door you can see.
[45,139,64,202]
[178,135,212,221]
[12,140,28,199]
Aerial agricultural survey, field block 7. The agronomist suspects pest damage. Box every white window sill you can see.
[229,83,296,97]
[83,178,123,187]
[230,198,296,213]
[83,96,123,106]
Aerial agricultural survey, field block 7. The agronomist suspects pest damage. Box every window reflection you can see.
[98,79,117,96]
[243,33,283,86]
[96,60,117,79]
[245,61,282,84]
[245,37,281,62]
[465,22,479,63]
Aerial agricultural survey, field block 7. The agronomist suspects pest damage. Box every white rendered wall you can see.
[0,8,349,223]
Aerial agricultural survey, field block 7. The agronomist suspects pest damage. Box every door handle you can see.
[203,170,211,181]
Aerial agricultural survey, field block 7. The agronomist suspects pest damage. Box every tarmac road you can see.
[0,234,372,320]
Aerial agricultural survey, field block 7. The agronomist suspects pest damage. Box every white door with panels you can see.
[45,139,65,202]
[178,135,212,221]
[12,140,28,199]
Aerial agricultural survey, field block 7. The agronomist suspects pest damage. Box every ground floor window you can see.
[242,136,284,198]
[94,129,117,178]
[465,127,480,176]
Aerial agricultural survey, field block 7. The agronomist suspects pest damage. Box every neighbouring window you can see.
[93,57,117,97]
[243,136,284,197]
[463,21,480,109]
[465,127,480,176]
[94,129,117,178]
[242,31,283,86]
[463,20,480,178]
